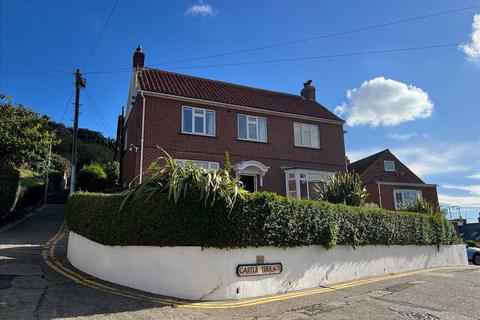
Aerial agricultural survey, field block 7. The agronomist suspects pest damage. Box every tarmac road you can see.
[1,204,479,320]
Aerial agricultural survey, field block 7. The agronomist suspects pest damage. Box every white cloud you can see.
[442,183,480,196]
[459,14,480,62]
[185,2,216,17]
[336,77,433,127]
[438,194,480,207]
[467,172,480,180]
[387,133,429,141]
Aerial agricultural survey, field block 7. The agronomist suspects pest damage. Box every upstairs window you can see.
[294,123,320,148]
[384,160,396,172]
[182,106,215,136]
[238,114,267,142]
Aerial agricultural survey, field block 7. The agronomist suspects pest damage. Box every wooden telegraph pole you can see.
[70,69,86,194]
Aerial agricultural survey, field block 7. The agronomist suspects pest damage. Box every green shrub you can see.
[319,172,368,206]
[76,164,107,192]
[48,170,64,191]
[122,150,245,211]
[402,199,441,215]
[67,191,457,249]
[102,161,119,188]
[466,240,478,248]
[0,164,20,218]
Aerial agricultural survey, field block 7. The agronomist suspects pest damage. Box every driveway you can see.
[1,204,479,320]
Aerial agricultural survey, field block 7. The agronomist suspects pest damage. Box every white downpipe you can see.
[139,92,146,183]
[377,182,383,208]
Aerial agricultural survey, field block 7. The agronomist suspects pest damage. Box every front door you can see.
[240,175,257,192]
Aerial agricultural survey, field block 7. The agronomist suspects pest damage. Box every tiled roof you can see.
[348,149,389,175]
[460,223,480,242]
[138,68,343,122]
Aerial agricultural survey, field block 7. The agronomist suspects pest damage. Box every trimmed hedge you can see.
[67,191,457,249]
[0,164,20,218]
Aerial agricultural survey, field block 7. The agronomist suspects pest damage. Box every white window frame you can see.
[393,189,422,210]
[285,169,332,199]
[181,106,216,137]
[384,160,396,172]
[293,122,320,149]
[237,114,267,142]
[175,159,220,170]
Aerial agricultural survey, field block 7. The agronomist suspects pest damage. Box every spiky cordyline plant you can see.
[318,172,368,206]
[120,148,246,211]
[401,198,441,215]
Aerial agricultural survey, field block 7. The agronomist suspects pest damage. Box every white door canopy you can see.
[234,160,270,187]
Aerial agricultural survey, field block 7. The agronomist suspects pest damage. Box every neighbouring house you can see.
[452,215,480,245]
[116,46,347,198]
[347,149,439,211]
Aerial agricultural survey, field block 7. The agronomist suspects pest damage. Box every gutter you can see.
[139,91,146,183]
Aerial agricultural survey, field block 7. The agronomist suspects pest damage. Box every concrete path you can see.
[1,204,479,320]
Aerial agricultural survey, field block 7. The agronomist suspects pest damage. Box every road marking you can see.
[42,224,475,309]
[0,205,46,233]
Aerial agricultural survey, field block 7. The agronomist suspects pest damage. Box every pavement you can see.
[0,204,479,320]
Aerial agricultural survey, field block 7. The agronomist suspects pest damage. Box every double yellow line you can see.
[42,223,470,309]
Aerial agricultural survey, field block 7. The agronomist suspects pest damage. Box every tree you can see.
[0,94,57,168]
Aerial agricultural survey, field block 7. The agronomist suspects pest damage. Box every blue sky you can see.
[1,0,479,221]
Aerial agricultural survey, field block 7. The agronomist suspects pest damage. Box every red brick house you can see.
[348,149,438,210]
[117,46,347,198]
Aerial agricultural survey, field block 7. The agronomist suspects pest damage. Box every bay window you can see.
[238,114,267,142]
[394,190,422,210]
[182,106,215,136]
[285,169,331,199]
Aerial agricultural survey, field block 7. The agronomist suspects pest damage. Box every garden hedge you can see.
[0,164,20,218]
[67,192,457,249]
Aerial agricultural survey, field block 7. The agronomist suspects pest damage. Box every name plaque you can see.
[236,263,283,277]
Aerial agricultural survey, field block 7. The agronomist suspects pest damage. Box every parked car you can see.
[466,245,480,265]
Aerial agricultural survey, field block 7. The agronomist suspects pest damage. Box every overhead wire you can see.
[60,87,75,123]
[84,88,114,135]
[82,0,119,69]
[83,43,460,75]
[28,0,76,70]
[83,4,480,74]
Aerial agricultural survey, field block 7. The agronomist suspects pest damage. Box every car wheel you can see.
[474,254,480,266]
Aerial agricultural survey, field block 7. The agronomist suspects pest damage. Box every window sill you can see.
[181,131,216,138]
[293,145,322,150]
[237,138,269,144]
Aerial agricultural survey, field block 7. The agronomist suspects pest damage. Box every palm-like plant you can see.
[401,198,441,215]
[120,148,246,211]
[318,172,368,206]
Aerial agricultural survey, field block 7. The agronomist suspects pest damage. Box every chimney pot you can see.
[133,45,145,68]
[300,80,316,101]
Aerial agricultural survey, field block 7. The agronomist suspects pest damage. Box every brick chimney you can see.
[133,45,145,68]
[300,80,316,101]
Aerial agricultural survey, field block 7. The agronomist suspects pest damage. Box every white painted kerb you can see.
[67,231,467,300]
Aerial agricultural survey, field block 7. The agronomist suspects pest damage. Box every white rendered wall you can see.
[67,231,467,301]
